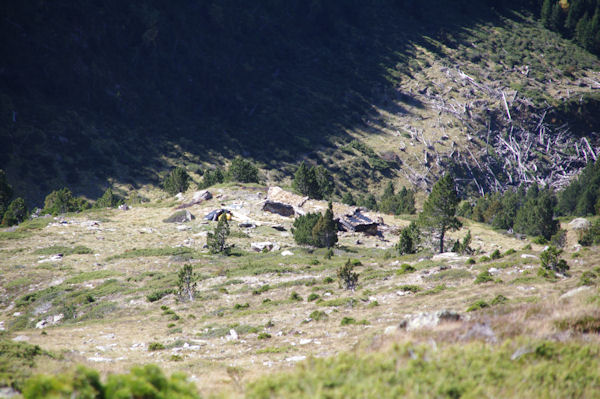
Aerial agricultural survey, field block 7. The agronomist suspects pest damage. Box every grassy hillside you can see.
[1,185,600,397]
[2,1,599,206]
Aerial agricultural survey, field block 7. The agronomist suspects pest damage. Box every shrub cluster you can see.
[291,203,337,248]
[23,364,200,398]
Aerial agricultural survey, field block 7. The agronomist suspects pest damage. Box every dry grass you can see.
[1,186,599,396]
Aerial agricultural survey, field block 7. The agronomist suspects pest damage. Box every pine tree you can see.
[0,169,13,219]
[95,187,121,208]
[228,156,259,183]
[162,167,190,195]
[341,192,356,206]
[292,212,321,246]
[1,197,27,226]
[541,0,554,27]
[207,217,231,254]
[314,166,334,199]
[396,221,420,255]
[292,162,319,198]
[177,264,197,302]
[312,202,338,248]
[418,174,462,253]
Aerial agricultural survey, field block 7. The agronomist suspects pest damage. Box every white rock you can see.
[229,329,238,340]
[521,254,538,260]
[192,190,212,202]
[285,355,306,363]
[488,267,500,274]
[175,193,185,201]
[299,339,313,345]
[569,218,591,230]
[176,225,191,231]
[281,250,294,256]
[251,242,280,252]
[88,357,112,362]
[384,325,398,335]
[12,335,29,342]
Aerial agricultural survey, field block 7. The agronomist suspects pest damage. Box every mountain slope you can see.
[1,1,599,205]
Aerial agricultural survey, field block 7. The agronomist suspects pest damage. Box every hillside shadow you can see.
[0,0,534,204]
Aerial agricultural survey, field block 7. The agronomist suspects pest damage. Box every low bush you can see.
[467,300,490,312]
[0,340,49,391]
[246,341,600,398]
[309,310,328,321]
[24,364,200,398]
[147,342,165,351]
[289,292,303,301]
[146,289,173,302]
[474,270,494,284]
[396,263,416,275]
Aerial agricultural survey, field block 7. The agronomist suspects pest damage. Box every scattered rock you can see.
[177,190,213,209]
[88,356,113,362]
[281,250,294,256]
[384,325,398,335]
[267,186,308,207]
[285,355,307,363]
[163,210,195,223]
[262,201,295,217]
[560,286,592,299]
[36,313,64,329]
[175,193,185,201]
[400,310,462,331]
[118,204,130,211]
[432,252,470,262]
[176,225,191,231]
[193,190,212,202]
[251,242,280,252]
[488,267,500,275]
[462,323,497,343]
[569,218,591,230]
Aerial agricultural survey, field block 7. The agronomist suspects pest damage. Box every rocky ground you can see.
[1,185,599,397]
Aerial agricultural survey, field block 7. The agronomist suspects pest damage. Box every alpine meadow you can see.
[3,1,600,398]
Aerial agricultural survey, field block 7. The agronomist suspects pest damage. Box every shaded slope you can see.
[0,0,597,205]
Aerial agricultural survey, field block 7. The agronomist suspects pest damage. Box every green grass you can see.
[319,297,356,307]
[425,269,472,282]
[246,340,600,398]
[65,270,120,284]
[34,245,93,256]
[0,218,52,240]
[105,247,196,261]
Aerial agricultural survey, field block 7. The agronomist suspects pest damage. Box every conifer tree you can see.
[1,197,27,226]
[312,202,338,248]
[0,169,13,219]
[207,217,231,254]
[418,174,462,253]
